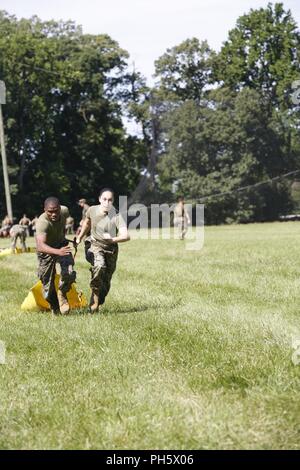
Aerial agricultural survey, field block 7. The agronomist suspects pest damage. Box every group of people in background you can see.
[0,198,91,251]
[0,214,38,252]
[0,214,38,238]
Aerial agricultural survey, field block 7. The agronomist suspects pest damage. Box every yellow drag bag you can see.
[0,248,13,258]
[0,247,36,258]
[21,274,87,311]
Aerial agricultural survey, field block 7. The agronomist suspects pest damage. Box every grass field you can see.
[0,222,300,450]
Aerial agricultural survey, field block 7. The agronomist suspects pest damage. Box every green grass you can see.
[0,222,300,449]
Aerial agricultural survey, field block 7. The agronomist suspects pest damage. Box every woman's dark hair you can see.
[99,188,114,198]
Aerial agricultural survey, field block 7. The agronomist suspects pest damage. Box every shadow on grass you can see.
[104,304,162,315]
[46,298,183,317]
[106,297,183,316]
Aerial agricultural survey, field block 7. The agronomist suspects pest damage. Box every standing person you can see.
[35,197,76,314]
[10,224,27,252]
[78,198,90,221]
[30,216,39,237]
[76,188,130,313]
[76,198,90,236]
[173,196,191,240]
[65,215,75,235]
[19,214,31,237]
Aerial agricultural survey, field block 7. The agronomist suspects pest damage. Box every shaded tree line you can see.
[132,2,300,223]
[0,11,147,219]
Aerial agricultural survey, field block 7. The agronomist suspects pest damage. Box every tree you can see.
[214,2,300,109]
[154,38,214,103]
[157,87,293,223]
[0,11,147,217]
[153,4,300,222]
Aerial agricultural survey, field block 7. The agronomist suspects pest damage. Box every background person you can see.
[19,214,31,237]
[65,215,75,235]
[10,224,27,252]
[78,198,90,220]
[173,196,191,240]
[30,216,39,237]
[0,215,13,238]
[76,198,90,236]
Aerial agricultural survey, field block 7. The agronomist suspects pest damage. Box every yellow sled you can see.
[21,274,87,312]
[0,248,13,258]
[0,247,36,258]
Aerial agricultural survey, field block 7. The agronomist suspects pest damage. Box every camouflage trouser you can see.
[174,216,188,239]
[11,230,26,251]
[37,249,76,310]
[85,239,118,305]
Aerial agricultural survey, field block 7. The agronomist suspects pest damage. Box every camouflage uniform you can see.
[36,206,76,310]
[85,239,118,305]
[174,203,189,240]
[19,216,31,237]
[84,205,125,306]
[37,248,75,310]
[10,224,27,251]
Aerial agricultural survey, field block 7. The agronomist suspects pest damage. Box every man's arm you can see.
[76,218,91,244]
[36,233,72,256]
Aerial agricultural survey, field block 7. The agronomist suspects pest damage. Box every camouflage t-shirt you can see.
[10,224,27,236]
[86,205,126,250]
[36,206,69,248]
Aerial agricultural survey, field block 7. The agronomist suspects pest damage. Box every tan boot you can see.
[89,290,100,313]
[57,289,70,315]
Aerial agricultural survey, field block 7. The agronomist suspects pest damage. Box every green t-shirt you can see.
[86,205,126,249]
[36,206,69,248]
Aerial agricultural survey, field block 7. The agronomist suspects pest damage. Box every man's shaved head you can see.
[44,197,60,208]
[44,197,61,222]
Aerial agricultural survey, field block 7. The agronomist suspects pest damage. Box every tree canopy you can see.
[0,11,147,218]
[153,2,300,223]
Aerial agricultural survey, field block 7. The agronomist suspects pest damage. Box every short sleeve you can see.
[116,213,127,230]
[36,218,49,236]
[85,207,92,220]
